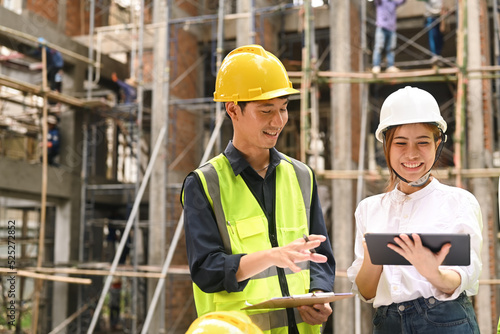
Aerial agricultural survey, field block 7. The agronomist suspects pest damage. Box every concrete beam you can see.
[0,158,76,199]
[0,7,128,79]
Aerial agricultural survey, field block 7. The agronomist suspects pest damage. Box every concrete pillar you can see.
[236,0,253,46]
[330,1,354,333]
[466,1,494,333]
[59,109,84,318]
[148,0,167,332]
[57,0,66,33]
[52,200,71,333]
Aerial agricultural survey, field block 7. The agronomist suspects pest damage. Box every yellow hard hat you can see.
[185,311,264,334]
[213,44,299,103]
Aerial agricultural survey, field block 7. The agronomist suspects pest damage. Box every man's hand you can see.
[272,234,328,272]
[297,300,332,325]
[236,234,328,282]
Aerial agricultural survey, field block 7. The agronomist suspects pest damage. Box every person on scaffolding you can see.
[418,0,445,64]
[29,37,64,93]
[109,277,123,331]
[371,0,407,74]
[181,45,335,333]
[40,114,60,166]
[347,86,482,333]
[112,72,137,104]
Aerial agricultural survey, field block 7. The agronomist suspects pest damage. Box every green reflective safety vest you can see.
[187,153,321,334]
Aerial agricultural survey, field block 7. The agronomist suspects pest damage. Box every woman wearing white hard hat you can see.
[347,86,482,333]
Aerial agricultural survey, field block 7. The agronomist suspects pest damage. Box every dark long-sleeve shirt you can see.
[182,141,335,295]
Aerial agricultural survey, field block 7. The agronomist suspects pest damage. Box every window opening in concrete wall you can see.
[2,0,22,14]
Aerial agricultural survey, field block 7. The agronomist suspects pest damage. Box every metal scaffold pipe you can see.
[141,3,226,329]
[141,107,226,334]
[354,2,368,334]
[131,0,146,331]
[86,125,166,334]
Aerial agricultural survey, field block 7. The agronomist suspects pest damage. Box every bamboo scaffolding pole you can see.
[454,0,466,188]
[0,238,41,246]
[288,66,499,80]
[31,45,48,334]
[334,270,500,285]
[299,0,312,163]
[21,265,189,278]
[0,25,98,67]
[317,168,500,180]
[0,74,109,108]
[0,268,91,285]
[48,302,91,334]
[479,280,500,285]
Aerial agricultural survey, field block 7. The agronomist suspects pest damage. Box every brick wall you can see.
[65,0,87,36]
[26,0,58,24]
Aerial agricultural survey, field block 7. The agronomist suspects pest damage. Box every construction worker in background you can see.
[186,311,264,334]
[347,87,482,333]
[30,37,64,92]
[111,72,137,104]
[109,277,122,331]
[45,115,60,166]
[418,0,445,64]
[371,0,407,74]
[181,45,335,334]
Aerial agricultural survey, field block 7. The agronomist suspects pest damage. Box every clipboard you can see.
[364,233,470,266]
[241,292,354,310]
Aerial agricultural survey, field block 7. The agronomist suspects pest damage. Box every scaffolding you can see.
[0,0,500,333]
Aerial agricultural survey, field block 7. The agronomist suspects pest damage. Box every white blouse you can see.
[347,178,483,308]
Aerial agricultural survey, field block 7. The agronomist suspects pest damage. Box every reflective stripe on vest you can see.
[193,153,320,334]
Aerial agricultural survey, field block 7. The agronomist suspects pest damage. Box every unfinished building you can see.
[0,0,499,333]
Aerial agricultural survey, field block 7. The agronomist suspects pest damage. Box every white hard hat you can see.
[375,86,447,142]
[47,115,58,124]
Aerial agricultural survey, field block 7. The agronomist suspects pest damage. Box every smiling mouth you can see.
[402,162,423,169]
[263,130,279,136]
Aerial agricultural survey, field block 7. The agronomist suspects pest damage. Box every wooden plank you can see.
[0,268,92,285]
[0,74,109,109]
[24,264,190,277]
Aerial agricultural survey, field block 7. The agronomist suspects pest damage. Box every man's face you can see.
[229,97,289,153]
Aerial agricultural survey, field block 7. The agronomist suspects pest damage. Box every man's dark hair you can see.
[224,97,288,119]
[224,101,248,119]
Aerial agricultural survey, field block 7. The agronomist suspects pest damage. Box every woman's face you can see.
[389,123,439,193]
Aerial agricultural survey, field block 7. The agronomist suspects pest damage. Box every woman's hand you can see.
[388,233,450,275]
[388,233,460,294]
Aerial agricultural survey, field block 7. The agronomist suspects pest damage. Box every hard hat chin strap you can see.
[394,169,432,187]
[389,130,447,188]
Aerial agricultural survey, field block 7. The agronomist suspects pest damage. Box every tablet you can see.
[364,233,470,266]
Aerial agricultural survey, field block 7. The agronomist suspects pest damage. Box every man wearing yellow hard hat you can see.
[181,45,335,333]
